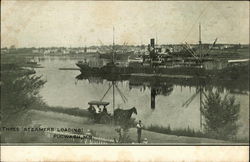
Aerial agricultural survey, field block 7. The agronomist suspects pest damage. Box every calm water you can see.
[35,56,249,139]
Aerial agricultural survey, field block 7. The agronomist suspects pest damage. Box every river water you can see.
[34,55,249,139]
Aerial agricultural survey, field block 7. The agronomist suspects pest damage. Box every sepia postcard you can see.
[1,0,249,161]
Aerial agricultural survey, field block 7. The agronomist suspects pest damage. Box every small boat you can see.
[26,60,38,65]
[128,56,143,63]
[26,57,39,65]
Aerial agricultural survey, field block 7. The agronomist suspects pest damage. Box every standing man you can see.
[136,120,143,143]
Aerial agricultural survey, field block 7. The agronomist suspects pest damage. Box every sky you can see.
[1,1,249,48]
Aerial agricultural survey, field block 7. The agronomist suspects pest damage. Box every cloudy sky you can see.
[1,1,249,47]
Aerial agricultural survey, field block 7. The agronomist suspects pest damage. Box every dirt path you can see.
[29,110,227,144]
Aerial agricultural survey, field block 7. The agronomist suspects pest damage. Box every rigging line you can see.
[100,84,113,101]
[182,44,196,57]
[184,42,198,57]
[182,90,200,107]
[114,82,121,97]
[183,94,197,107]
[202,91,208,99]
[115,85,128,103]
[209,3,237,42]
[114,87,126,103]
[115,84,128,102]
[181,3,211,43]
[182,43,198,59]
[97,39,113,51]
[117,89,127,103]
[186,42,198,56]
[211,3,235,30]
[205,38,218,55]
[120,88,128,101]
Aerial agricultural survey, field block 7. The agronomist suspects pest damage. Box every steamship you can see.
[76,38,207,76]
[76,25,218,76]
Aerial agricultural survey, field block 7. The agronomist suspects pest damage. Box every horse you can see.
[114,107,137,124]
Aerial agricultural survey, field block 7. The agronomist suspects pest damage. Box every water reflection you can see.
[34,56,249,140]
[75,72,249,139]
[76,73,174,110]
[130,78,174,109]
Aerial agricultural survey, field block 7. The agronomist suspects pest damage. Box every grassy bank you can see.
[31,105,248,143]
[145,125,248,143]
[33,104,91,118]
[146,125,205,138]
[30,110,228,144]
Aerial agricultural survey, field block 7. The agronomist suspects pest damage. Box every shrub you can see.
[1,69,45,126]
[201,91,240,140]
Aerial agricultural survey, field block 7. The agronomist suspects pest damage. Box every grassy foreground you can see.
[28,109,228,144]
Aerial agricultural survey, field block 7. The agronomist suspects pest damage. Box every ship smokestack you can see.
[149,38,156,65]
[151,88,156,109]
[150,38,155,48]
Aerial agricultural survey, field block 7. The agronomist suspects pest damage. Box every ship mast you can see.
[112,81,115,114]
[112,26,115,113]
[156,32,158,46]
[112,26,115,63]
[199,23,202,130]
[199,23,202,62]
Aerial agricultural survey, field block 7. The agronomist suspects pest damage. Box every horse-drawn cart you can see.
[87,101,112,124]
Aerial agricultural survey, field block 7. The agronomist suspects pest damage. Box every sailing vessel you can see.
[76,25,216,76]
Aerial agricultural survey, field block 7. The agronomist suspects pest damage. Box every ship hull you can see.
[76,62,206,76]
